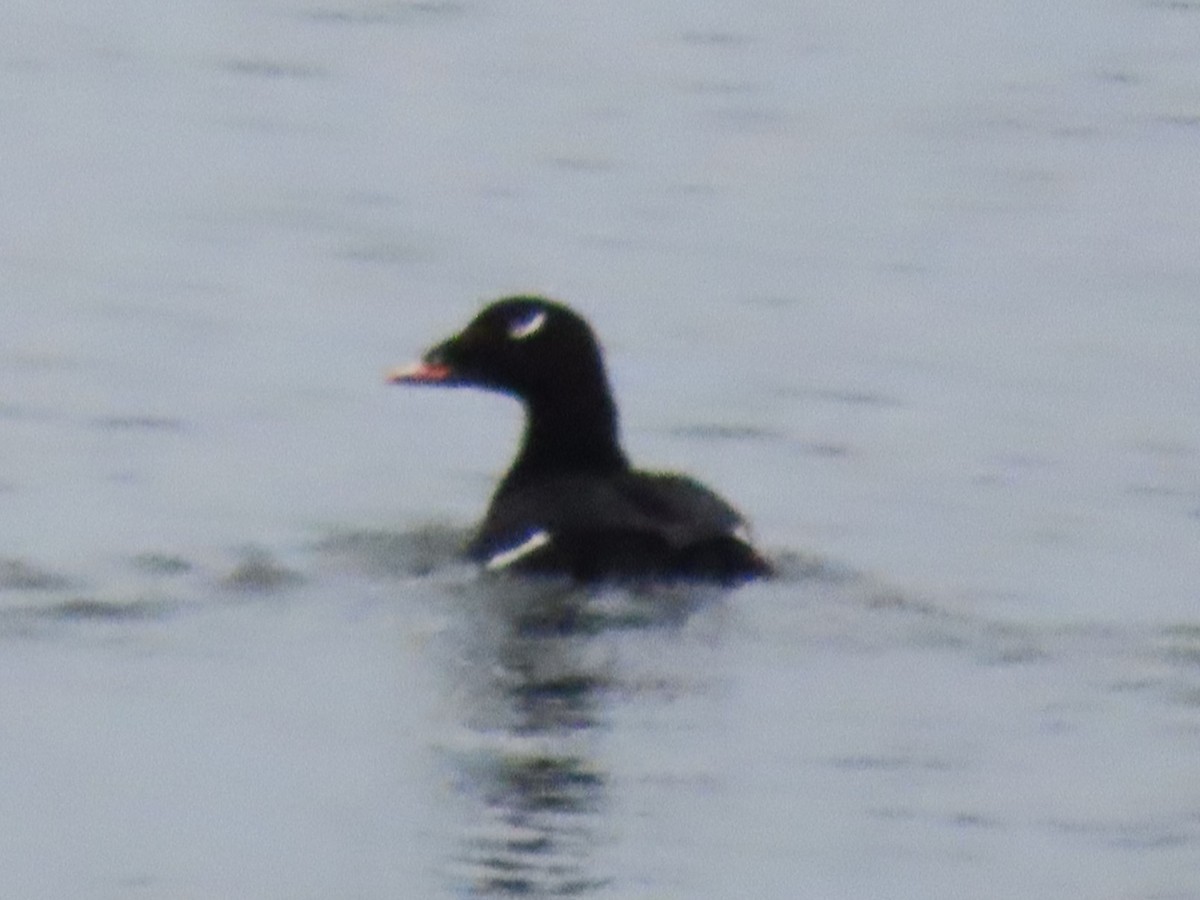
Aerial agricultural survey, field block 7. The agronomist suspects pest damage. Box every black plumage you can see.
[389,296,771,584]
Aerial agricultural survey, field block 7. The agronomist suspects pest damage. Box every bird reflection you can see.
[438,574,722,897]
[447,579,614,896]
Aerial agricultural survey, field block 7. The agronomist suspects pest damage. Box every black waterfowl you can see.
[388,296,772,584]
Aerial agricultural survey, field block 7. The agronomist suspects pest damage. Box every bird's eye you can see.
[508,309,547,340]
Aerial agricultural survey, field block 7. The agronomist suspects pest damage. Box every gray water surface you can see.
[3,1,1199,897]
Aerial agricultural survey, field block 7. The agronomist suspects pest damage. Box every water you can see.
[2,0,1199,897]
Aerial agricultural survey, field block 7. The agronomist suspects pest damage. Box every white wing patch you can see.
[485,529,552,571]
[508,309,548,340]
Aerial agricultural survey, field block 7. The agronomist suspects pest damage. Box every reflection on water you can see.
[442,577,722,897]
[447,582,610,896]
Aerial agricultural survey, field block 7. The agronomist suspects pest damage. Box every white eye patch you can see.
[508,309,547,340]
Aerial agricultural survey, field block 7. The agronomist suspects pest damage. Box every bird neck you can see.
[502,388,629,489]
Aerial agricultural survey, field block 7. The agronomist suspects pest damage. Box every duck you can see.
[387,295,772,584]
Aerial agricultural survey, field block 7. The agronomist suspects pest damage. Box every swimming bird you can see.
[388,296,772,584]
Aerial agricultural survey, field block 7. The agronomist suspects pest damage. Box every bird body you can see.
[389,296,771,584]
